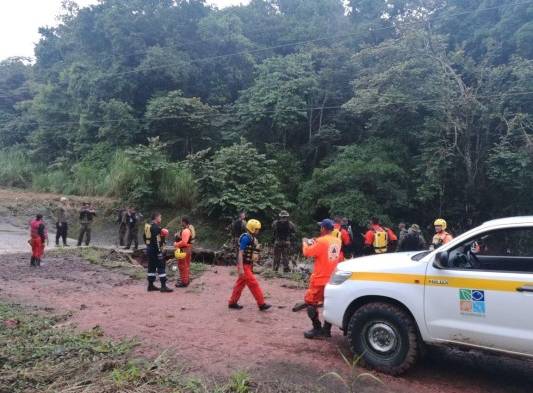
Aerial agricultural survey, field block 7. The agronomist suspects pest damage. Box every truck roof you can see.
[482,216,533,227]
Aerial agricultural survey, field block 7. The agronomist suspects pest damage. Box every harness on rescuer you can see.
[144,223,151,245]
[373,227,389,254]
[240,233,260,264]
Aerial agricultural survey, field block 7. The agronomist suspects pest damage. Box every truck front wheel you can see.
[347,302,420,375]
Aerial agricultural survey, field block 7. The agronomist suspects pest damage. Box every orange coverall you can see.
[175,227,192,285]
[303,234,342,305]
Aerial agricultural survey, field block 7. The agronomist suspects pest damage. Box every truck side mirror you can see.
[434,251,449,269]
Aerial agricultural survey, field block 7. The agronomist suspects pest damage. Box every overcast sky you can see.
[0,0,250,60]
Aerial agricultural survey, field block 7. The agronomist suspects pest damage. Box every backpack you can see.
[144,223,151,245]
[373,228,389,254]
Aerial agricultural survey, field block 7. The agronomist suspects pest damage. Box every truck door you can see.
[424,226,533,355]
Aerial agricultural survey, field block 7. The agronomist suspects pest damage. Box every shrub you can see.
[106,138,197,208]
[187,141,288,219]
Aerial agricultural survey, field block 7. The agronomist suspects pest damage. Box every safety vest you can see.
[432,231,452,249]
[240,233,260,265]
[30,219,42,238]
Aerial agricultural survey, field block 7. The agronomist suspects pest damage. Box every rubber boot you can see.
[36,258,41,267]
[304,320,323,339]
[30,256,36,267]
[322,321,332,338]
[304,305,323,339]
[147,281,160,292]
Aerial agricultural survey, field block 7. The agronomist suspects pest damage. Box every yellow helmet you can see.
[174,248,187,260]
[434,218,447,230]
[246,219,262,234]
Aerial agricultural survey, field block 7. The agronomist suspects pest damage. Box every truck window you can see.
[447,227,533,273]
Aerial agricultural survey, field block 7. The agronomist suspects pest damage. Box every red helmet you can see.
[161,228,169,238]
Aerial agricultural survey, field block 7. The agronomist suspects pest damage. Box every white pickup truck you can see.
[324,217,533,375]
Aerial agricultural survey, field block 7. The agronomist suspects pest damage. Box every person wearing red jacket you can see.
[303,219,342,339]
[174,217,194,288]
[363,217,398,254]
[29,214,47,267]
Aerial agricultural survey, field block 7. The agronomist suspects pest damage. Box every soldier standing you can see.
[272,210,296,273]
[55,197,69,247]
[78,202,96,246]
[125,207,139,250]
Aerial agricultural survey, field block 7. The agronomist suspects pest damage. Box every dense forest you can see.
[0,0,532,232]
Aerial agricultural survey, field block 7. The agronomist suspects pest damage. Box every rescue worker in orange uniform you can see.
[430,218,453,250]
[174,217,194,288]
[333,216,352,261]
[303,219,342,339]
[363,217,398,254]
[228,219,272,311]
[29,214,47,267]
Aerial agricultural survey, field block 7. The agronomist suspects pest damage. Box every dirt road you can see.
[1,251,532,393]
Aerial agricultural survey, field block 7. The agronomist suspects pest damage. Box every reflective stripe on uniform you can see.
[147,273,156,277]
[350,272,533,292]
[158,274,167,278]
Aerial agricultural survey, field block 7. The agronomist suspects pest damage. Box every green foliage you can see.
[106,138,197,209]
[300,141,408,226]
[0,0,531,230]
[188,141,288,219]
[0,147,34,188]
[145,90,217,159]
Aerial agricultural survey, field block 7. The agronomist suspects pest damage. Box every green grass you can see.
[0,302,326,392]
[0,148,34,188]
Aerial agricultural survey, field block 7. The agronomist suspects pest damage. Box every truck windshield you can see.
[411,251,431,261]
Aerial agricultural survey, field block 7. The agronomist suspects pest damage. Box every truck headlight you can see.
[330,269,352,285]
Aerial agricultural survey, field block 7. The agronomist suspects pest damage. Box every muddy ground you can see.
[1,250,533,393]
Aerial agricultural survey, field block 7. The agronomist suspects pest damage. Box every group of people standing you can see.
[143,213,195,293]
[28,198,97,266]
[54,197,96,247]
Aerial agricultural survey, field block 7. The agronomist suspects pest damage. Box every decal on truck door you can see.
[459,289,486,315]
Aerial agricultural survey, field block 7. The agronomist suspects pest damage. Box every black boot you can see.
[322,322,332,338]
[30,257,36,267]
[147,281,160,292]
[304,323,324,339]
[228,303,244,310]
[36,258,41,267]
[304,305,324,339]
[259,303,272,311]
[160,285,173,293]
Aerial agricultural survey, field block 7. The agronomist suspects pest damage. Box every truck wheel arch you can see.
[342,295,420,337]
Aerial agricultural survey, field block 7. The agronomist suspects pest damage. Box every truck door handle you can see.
[516,285,533,293]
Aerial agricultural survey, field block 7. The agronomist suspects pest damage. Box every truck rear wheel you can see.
[347,302,419,375]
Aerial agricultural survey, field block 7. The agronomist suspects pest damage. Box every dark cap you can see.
[318,219,335,231]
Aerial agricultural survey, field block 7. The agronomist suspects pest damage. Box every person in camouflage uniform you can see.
[272,210,296,273]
